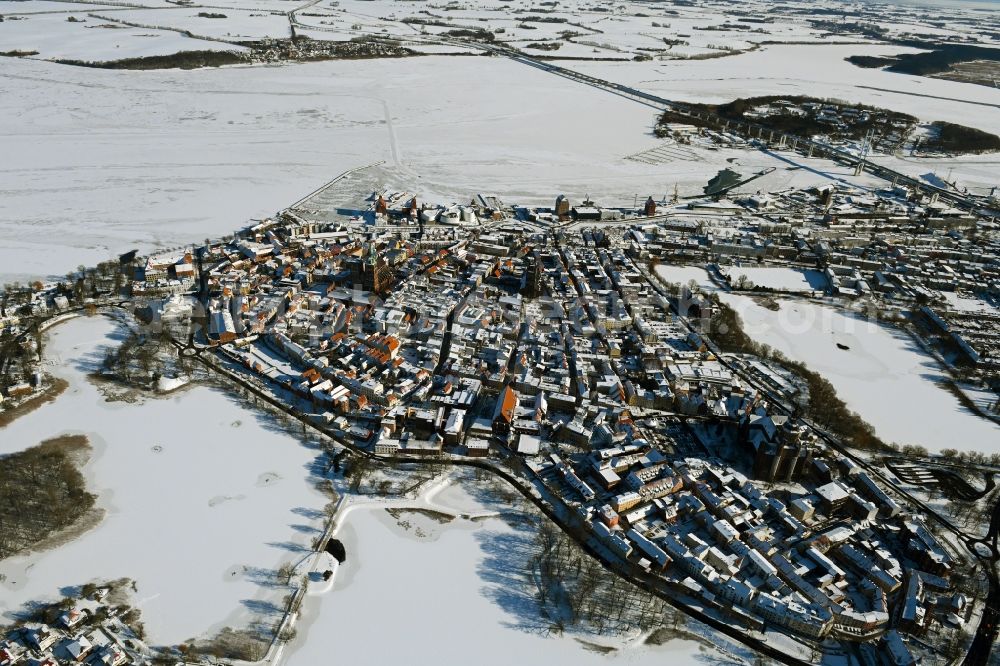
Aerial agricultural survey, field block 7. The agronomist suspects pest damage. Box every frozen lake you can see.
[283,478,728,666]
[653,264,1000,454]
[721,295,1000,454]
[1,50,900,285]
[0,315,330,646]
[0,54,659,284]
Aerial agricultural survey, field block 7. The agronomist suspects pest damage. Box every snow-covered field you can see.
[0,0,880,63]
[654,264,718,293]
[0,11,246,61]
[568,43,1000,135]
[1,0,995,284]
[283,476,730,666]
[723,266,827,292]
[0,315,330,645]
[942,291,1000,314]
[0,52,894,285]
[720,295,1000,454]
[567,42,1000,195]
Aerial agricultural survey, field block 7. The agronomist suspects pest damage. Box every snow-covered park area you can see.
[654,264,719,294]
[723,266,828,293]
[0,315,331,646]
[719,295,1000,455]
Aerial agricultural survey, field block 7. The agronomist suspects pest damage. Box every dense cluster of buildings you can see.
[2,174,996,666]
[0,590,143,666]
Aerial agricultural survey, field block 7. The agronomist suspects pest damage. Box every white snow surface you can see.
[282,489,722,666]
[567,43,1000,135]
[720,295,1000,454]
[654,264,718,292]
[0,53,893,285]
[724,266,827,292]
[0,12,244,61]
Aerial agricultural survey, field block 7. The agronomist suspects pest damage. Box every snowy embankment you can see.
[155,375,189,393]
[0,315,330,646]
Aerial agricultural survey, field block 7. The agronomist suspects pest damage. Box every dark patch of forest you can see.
[54,36,416,70]
[923,121,1000,154]
[55,50,245,70]
[0,435,97,559]
[847,44,1000,77]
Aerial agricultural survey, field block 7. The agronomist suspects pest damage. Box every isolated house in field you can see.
[492,385,518,438]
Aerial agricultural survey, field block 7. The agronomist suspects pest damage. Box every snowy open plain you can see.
[2,0,999,284]
[0,52,897,285]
